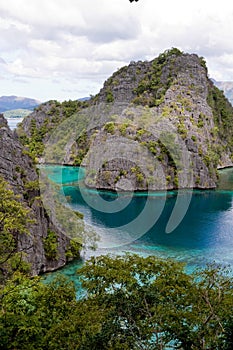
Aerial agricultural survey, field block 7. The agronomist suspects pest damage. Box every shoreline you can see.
[217,165,233,170]
[40,163,233,194]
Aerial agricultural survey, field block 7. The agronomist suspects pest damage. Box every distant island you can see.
[3,108,33,119]
[0,95,41,112]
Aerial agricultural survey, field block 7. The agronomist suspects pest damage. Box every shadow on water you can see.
[62,185,233,264]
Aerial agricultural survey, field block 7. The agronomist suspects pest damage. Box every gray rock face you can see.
[0,114,73,275]
[17,50,233,192]
[20,102,58,136]
[94,60,152,104]
[83,114,217,191]
[81,53,233,191]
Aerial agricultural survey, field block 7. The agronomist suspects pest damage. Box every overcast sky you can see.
[0,0,233,102]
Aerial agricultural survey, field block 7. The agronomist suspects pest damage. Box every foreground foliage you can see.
[0,254,232,349]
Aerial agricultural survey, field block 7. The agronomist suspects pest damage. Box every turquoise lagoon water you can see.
[43,166,233,283]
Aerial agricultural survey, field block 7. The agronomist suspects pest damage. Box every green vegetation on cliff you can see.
[17,48,233,190]
[17,99,88,161]
[0,176,32,283]
[133,47,183,107]
[207,83,233,152]
[0,174,83,280]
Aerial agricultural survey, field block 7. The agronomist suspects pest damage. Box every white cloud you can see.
[0,0,233,100]
[0,57,6,65]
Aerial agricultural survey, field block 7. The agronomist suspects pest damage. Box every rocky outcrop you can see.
[17,99,87,162]
[17,49,233,191]
[92,60,152,104]
[0,114,78,275]
[78,50,233,190]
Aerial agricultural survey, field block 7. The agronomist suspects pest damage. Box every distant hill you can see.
[212,80,233,105]
[0,95,41,112]
[78,97,90,101]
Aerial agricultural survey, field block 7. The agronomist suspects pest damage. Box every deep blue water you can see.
[42,165,233,284]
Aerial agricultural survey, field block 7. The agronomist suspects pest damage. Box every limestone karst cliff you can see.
[18,48,233,191]
[0,114,81,275]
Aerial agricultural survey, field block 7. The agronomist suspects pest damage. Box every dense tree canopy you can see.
[79,255,233,349]
[0,254,232,349]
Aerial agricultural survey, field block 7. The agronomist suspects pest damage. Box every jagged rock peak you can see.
[91,48,208,106]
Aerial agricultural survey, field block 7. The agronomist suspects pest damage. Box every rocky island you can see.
[18,48,233,192]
